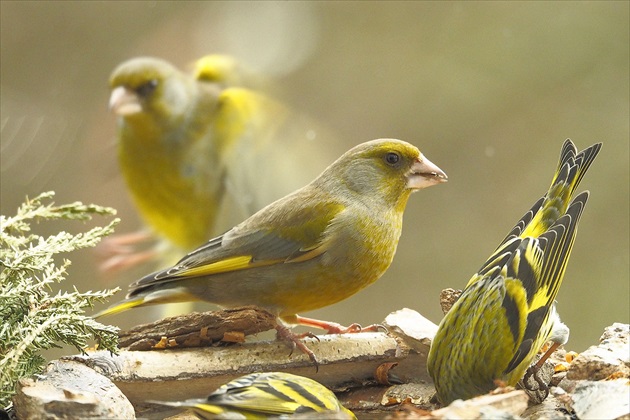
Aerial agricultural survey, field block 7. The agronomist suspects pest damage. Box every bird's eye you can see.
[384,152,401,166]
[136,79,158,98]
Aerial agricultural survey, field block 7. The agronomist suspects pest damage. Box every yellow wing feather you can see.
[148,372,356,418]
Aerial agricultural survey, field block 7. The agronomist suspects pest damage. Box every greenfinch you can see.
[105,56,336,273]
[427,139,601,405]
[148,371,356,419]
[98,139,447,360]
[107,57,223,270]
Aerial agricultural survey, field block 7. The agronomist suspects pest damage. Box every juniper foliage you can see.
[0,192,121,408]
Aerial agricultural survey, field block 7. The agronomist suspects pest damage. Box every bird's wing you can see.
[128,192,345,291]
[476,192,590,375]
[203,373,319,415]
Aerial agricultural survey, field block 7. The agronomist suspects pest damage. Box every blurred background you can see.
[1,1,628,358]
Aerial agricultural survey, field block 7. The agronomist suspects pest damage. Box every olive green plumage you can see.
[108,56,332,270]
[427,139,601,404]
[109,57,226,252]
[149,372,356,419]
[98,139,447,322]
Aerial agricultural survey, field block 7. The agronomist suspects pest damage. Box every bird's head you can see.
[109,57,190,123]
[320,138,448,210]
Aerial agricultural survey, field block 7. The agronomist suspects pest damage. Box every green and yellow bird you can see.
[105,56,335,272]
[98,139,447,359]
[108,57,225,262]
[149,371,356,419]
[427,139,601,405]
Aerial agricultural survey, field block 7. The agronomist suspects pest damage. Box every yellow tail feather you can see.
[94,297,146,318]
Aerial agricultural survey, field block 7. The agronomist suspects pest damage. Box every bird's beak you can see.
[407,155,448,190]
[109,86,142,116]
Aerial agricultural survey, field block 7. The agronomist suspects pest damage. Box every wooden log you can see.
[10,304,630,419]
[116,306,277,350]
[73,331,425,417]
[57,307,440,417]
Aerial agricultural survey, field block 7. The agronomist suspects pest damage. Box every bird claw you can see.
[327,322,362,334]
[520,342,564,403]
[295,331,320,342]
[275,324,320,372]
[521,365,550,401]
[322,322,388,334]
[274,316,388,372]
[293,315,388,334]
[360,323,388,333]
[519,360,556,405]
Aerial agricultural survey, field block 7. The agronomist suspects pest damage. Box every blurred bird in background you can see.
[101,55,341,280]
[194,54,260,89]
[148,371,356,419]
[427,139,601,405]
[98,139,448,363]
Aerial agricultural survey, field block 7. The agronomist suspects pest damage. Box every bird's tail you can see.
[476,140,601,288]
[94,286,200,318]
[521,139,601,238]
[93,296,146,318]
[494,140,601,249]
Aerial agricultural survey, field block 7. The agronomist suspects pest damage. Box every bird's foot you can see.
[293,315,388,334]
[274,315,388,371]
[275,323,319,371]
[95,230,157,274]
[98,250,158,274]
[520,350,560,404]
[520,364,551,403]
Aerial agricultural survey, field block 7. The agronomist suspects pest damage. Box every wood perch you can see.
[116,306,277,350]
[12,307,630,419]
[14,307,438,419]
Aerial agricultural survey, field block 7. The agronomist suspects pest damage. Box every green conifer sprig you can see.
[0,192,121,409]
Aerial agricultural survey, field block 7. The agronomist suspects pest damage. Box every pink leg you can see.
[293,315,386,334]
[95,230,157,274]
[534,341,562,369]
